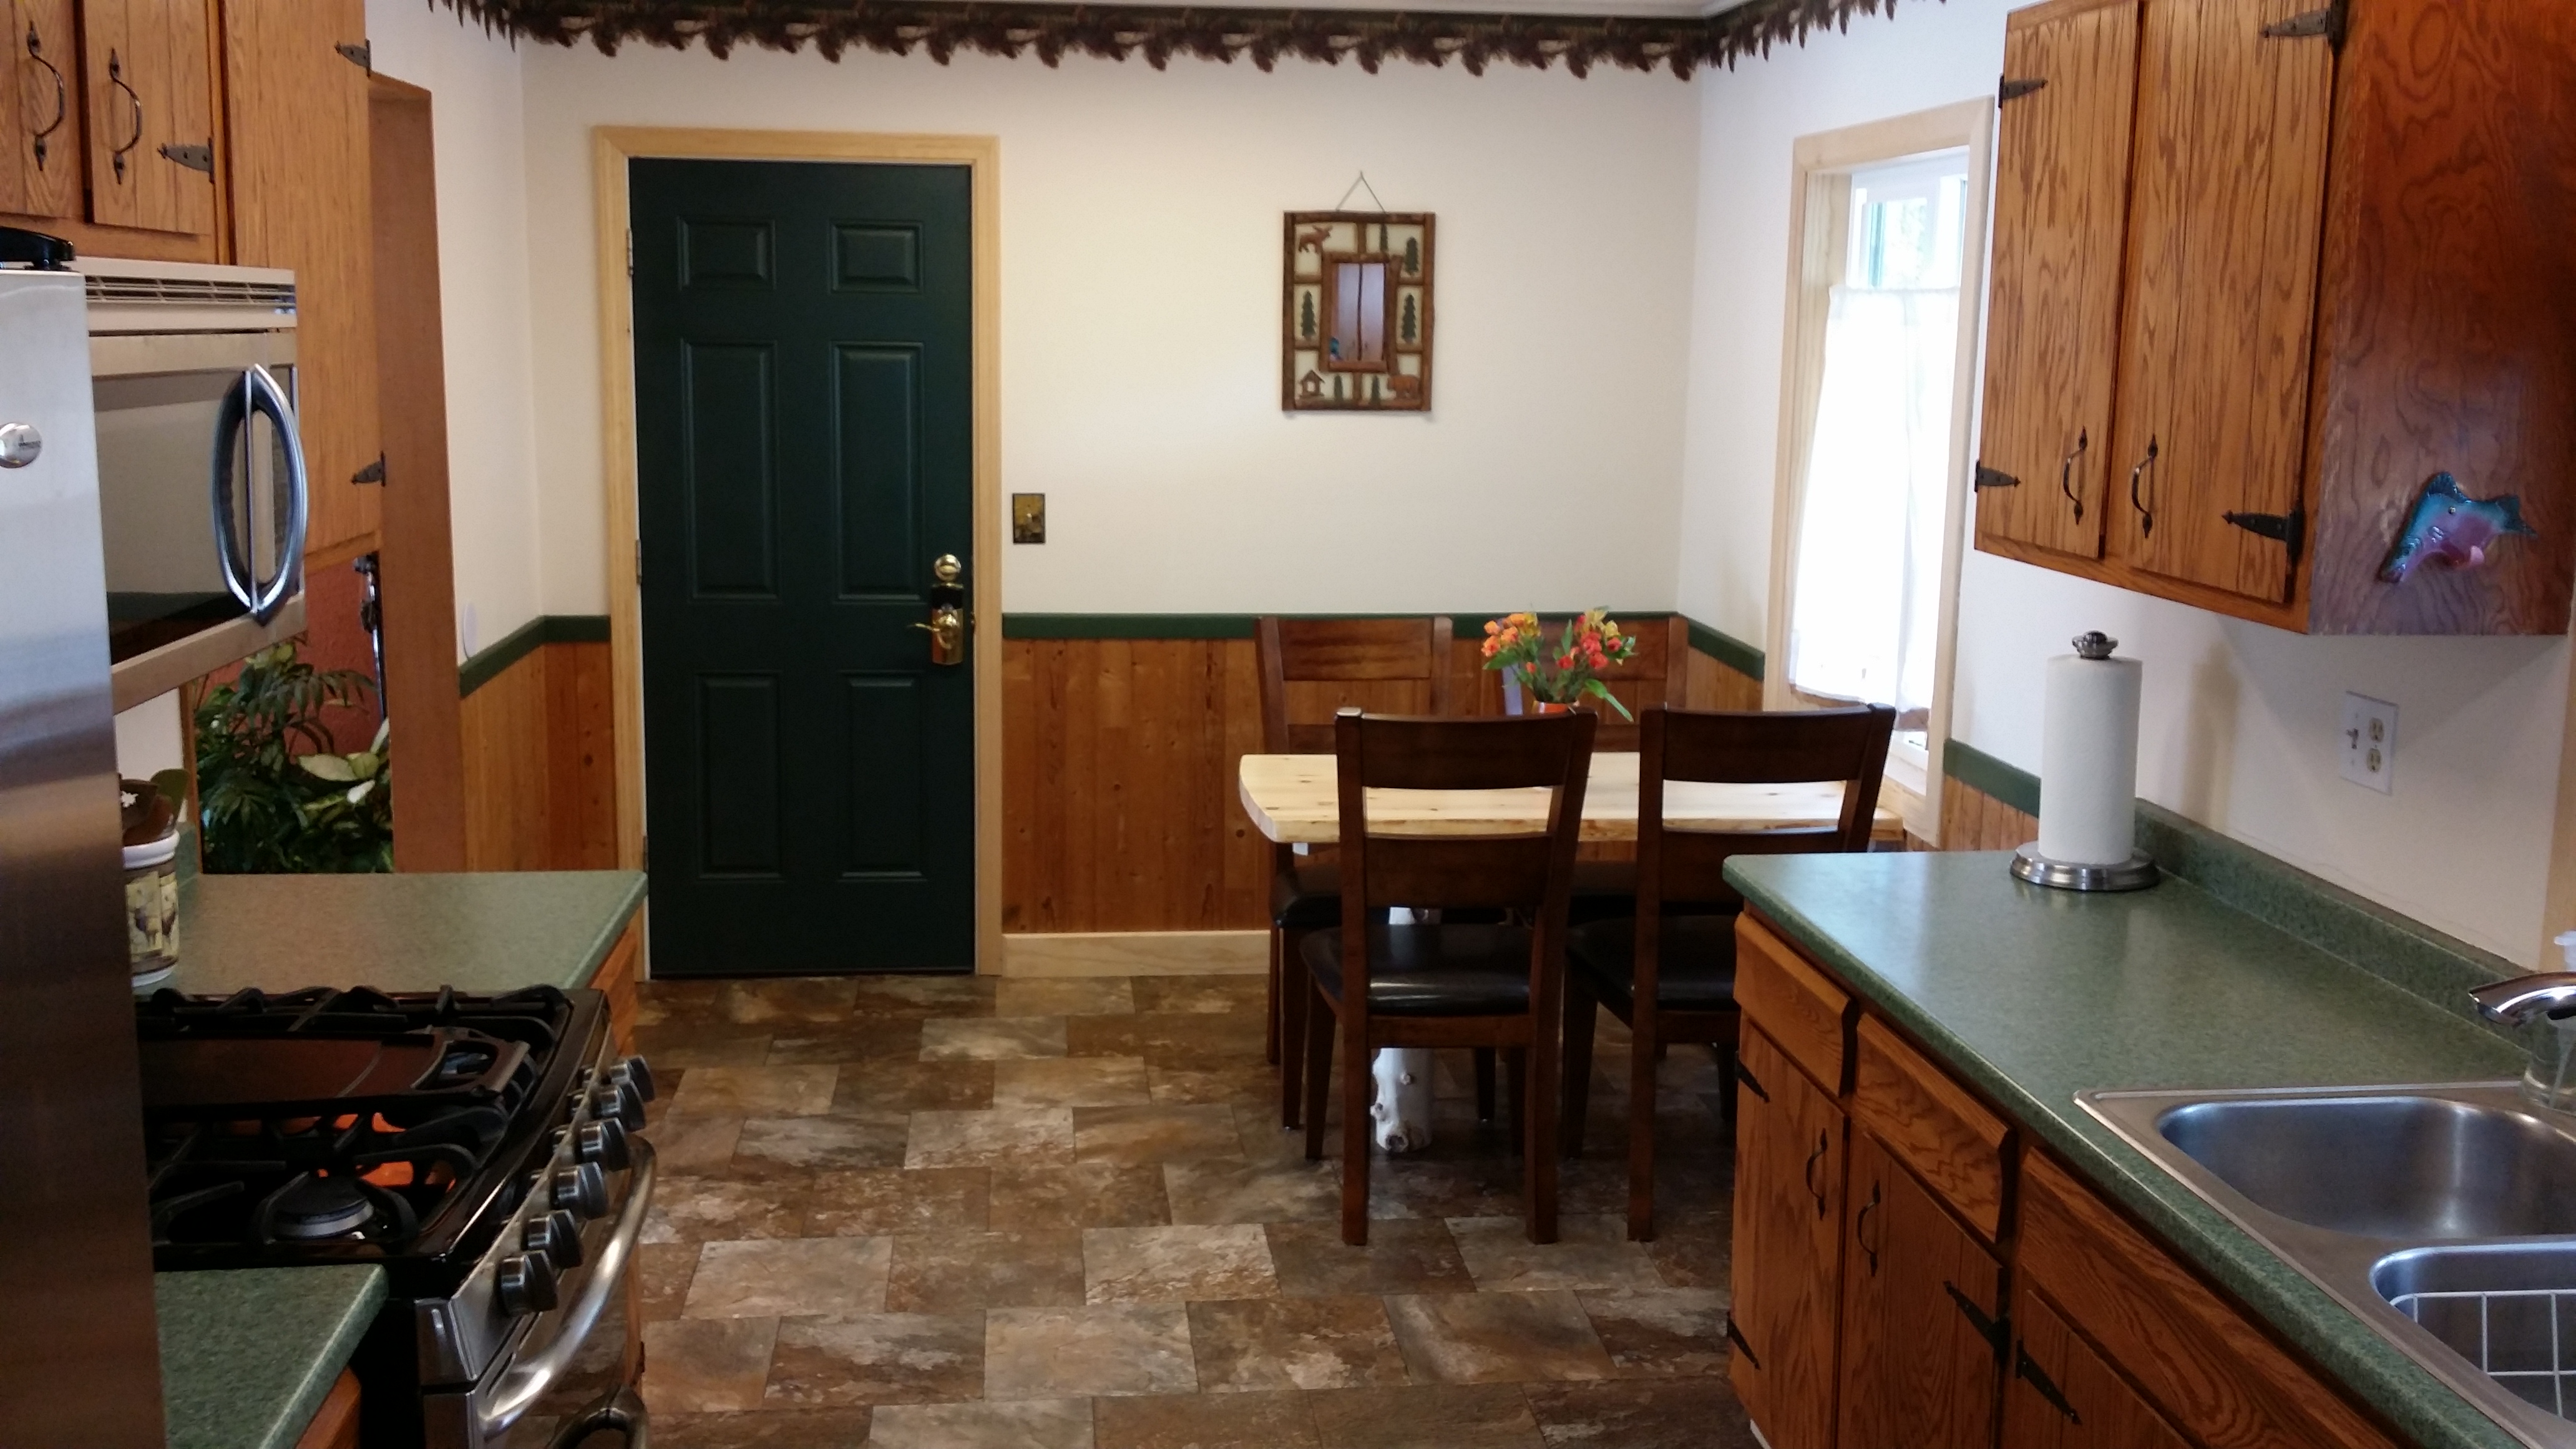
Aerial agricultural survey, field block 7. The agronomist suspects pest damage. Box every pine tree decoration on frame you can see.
[1282,210,1433,412]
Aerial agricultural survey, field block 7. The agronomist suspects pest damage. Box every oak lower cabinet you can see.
[1835,1131,2005,1449]
[1731,914,2403,1449]
[1974,0,2576,634]
[1727,1022,1847,1449]
[2003,1283,2190,1449]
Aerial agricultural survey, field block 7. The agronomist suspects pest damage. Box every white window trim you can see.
[1762,98,1996,846]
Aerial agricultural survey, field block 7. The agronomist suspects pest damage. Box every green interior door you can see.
[631,158,975,975]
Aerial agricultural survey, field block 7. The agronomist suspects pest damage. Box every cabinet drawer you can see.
[1851,1017,2010,1239]
[1735,915,1852,1093]
[2017,1151,2396,1449]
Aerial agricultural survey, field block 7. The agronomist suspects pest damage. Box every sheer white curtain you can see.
[1785,283,1959,721]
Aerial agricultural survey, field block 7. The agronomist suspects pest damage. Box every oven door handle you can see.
[209,364,308,624]
[479,1141,656,1438]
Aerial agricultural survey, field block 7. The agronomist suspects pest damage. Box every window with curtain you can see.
[1784,152,1972,768]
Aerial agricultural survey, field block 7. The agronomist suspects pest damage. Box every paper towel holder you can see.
[2008,630,2160,892]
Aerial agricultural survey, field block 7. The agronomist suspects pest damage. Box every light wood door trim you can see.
[1972,0,2139,561]
[593,127,1003,973]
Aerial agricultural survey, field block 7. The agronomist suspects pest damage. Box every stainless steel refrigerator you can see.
[0,265,167,1441]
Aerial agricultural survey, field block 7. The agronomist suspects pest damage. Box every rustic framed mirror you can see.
[1282,211,1433,412]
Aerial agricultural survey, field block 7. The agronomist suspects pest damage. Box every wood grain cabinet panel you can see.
[1851,1016,2011,1239]
[2018,1150,2399,1449]
[1,0,82,219]
[1835,1131,2006,1449]
[1728,1023,1847,1449]
[1736,915,1853,1094]
[1973,0,2138,562]
[223,0,380,564]
[79,0,216,236]
[2005,1282,2192,1449]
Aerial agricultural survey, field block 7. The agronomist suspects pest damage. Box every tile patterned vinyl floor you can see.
[582,971,1758,1448]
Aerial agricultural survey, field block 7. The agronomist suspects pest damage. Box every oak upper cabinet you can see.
[224,0,379,562]
[1834,1132,2006,1449]
[1727,1023,1847,1449]
[79,0,217,236]
[1978,0,2576,633]
[2003,1283,2191,1449]
[2,0,83,220]
[1972,0,2138,562]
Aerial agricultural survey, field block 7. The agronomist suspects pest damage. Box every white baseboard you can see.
[1000,930,1267,978]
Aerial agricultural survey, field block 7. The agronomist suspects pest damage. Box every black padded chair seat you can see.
[1566,914,1740,1013]
[1301,923,1534,1017]
[1272,859,1342,930]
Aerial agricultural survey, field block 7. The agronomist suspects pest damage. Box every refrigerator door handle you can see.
[209,364,307,624]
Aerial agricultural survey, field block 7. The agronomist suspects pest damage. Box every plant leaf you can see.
[298,753,358,783]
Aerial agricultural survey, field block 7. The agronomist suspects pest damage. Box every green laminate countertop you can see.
[162,869,646,997]
[1726,849,2527,1449]
[157,1266,384,1449]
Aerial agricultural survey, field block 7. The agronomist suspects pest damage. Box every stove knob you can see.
[495,1252,560,1317]
[550,1162,609,1221]
[592,1080,646,1132]
[605,1056,657,1103]
[522,1208,585,1271]
[575,1118,632,1171]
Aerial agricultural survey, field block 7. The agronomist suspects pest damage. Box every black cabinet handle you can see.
[107,50,142,184]
[2060,429,2089,522]
[24,23,66,170]
[1853,1180,1883,1273]
[2127,436,2159,538]
[2015,1343,2084,1424]
[1802,1130,1829,1218]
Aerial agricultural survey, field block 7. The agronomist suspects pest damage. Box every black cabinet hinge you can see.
[159,140,213,175]
[351,453,386,485]
[2015,1343,2083,1424]
[1974,463,2022,490]
[1734,1061,1770,1103]
[1999,76,2048,105]
[2223,504,2305,565]
[1944,1282,2009,1359]
[2261,2,2346,49]
[337,40,372,71]
[1724,1315,1762,1371]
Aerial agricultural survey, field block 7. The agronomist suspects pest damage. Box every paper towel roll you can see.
[2036,639,2141,866]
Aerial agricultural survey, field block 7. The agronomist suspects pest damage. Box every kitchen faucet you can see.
[2472,971,2576,1111]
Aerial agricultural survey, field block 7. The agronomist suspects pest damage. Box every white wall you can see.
[1676,0,2570,964]
[510,46,1700,617]
[366,1,544,660]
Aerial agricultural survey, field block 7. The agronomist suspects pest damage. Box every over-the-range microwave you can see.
[80,254,311,711]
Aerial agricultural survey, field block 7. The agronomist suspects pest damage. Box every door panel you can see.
[81,0,214,236]
[1835,1131,2006,1449]
[2109,0,2334,600]
[635,159,975,973]
[2004,1282,2191,1449]
[1729,1023,1846,1449]
[1974,0,2139,560]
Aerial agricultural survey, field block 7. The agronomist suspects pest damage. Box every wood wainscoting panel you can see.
[461,640,618,872]
[999,633,1762,935]
[1939,774,2039,853]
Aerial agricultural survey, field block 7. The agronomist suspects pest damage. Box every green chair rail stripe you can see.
[1943,738,2041,817]
[458,615,612,698]
[1681,618,1764,681]
[1000,612,1770,682]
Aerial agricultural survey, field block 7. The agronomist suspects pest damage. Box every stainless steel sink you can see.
[2082,1083,2576,1449]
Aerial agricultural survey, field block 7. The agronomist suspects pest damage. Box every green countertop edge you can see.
[157,1266,384,1449]
[1725,851,2527,1449]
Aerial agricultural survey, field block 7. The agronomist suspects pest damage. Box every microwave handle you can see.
[209,364,308,624]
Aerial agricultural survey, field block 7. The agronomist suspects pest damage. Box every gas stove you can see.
[136,985,655,1448]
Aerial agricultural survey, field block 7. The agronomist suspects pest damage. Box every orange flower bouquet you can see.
[1480,609,1641,720]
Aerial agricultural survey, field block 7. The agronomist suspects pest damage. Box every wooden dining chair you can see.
[1299,706,1596,1246]
[1561,702,1893,1242]
[1257,616,1456,1130]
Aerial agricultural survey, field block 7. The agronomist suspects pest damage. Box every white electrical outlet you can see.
[2339,693,2398,794]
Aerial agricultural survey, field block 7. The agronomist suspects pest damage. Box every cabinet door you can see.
[2107,0,2335,601]
[1835,1131,2005,1449]
[1729,1023,1847,1449]
[2,0,81,219]
[1973,0,2139,562]
[80,0,216,235]
[2004,1282,2190,1449]
[225,0,380,562]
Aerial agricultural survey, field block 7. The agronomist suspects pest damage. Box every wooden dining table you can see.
[1237,751,1906,845]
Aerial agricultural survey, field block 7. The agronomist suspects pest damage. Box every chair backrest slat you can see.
[1639,704,1895,911]
[1336,708,1597,928]
[1259,617,1456,755]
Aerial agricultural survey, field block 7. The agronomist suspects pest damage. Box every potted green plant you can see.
[193,642,393,873]
[1479,608,1642,718]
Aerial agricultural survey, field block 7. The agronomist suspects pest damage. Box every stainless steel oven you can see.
[79,256,310,710]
